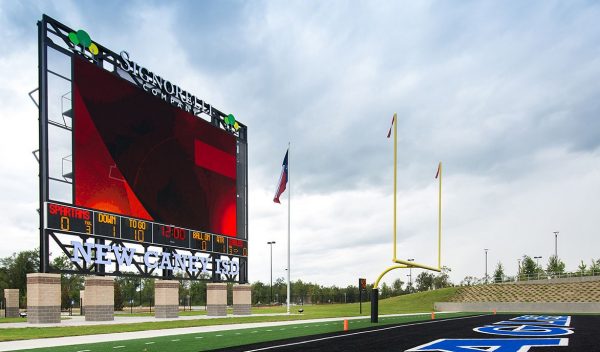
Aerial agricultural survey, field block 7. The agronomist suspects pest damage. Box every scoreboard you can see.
[46,202,248,257]
[37,15,249,282]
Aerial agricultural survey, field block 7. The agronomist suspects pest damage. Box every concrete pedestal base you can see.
[232,284,251,315]
[155,280,179,319]
[84,276,114,321]
[207,283,227,316]
[4,289,19,318]
[27,273,61,324]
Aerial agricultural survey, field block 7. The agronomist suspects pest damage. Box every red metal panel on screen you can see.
[73,57,237,237]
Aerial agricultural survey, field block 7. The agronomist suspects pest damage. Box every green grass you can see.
[22,312,477,352]
[0,317,71,323]
[0,317,28,324]
[0,287,459,342]
[250,287,459,318]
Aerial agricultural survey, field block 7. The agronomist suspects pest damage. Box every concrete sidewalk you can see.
[0,312,292,329]
[0,312,442,351]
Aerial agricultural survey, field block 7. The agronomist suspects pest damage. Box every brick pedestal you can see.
[232,284,251,315]
[27,273,61,324]
[4,289,19,318]
[84,276,114,321]
[207,283,227,316]
[155,280,179,319]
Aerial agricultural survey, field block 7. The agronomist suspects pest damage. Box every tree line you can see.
[460,255,600,285]
[243,266,453,305]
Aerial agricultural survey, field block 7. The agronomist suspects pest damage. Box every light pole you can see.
[267,241,276,304]
[553,231,559,258]
[139,277,142,310]
[484,249,489,284]
[534,256,542,279]
[407,259,414,291]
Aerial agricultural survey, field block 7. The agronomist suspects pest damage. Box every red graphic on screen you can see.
[73,57,237,237]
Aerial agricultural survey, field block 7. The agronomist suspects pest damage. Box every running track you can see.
[215,314,600,351]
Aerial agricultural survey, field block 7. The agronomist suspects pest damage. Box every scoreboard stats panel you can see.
[46,202,247,257]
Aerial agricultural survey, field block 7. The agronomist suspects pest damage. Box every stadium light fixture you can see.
[553,231,559,258]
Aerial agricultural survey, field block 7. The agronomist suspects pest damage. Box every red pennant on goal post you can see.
[386,114,395,138]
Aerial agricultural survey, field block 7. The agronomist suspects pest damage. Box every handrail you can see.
[465,270,600,286]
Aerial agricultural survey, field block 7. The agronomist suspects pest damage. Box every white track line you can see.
[243,314,488,352]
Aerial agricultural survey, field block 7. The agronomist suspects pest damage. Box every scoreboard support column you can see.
[27,273,61,324]
[239,257,248,284]
[94,238,106,275]
[207,283,227,316]
[155,280,179,319]
[232,284,251,315]
[161,247,173,279]
[84,276,114,321]
[37,16,50,274]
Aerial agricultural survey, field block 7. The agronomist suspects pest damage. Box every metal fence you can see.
[471,270,600,286]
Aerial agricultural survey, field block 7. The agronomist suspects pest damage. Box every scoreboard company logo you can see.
[68,29,99,56]
[225,114,240,131]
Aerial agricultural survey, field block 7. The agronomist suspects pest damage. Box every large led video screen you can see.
[73,57,237,237]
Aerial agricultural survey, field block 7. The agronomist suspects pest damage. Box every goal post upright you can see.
[371,113,443,323]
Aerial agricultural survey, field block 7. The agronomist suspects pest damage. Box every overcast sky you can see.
[1,1,599,287]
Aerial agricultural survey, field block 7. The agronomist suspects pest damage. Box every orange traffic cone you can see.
[343,320,349,331]
[431,312,435,320]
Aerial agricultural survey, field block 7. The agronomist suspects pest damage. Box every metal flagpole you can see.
[287,142,291,314]
[438,161,442,269]
[392,113,397,261]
